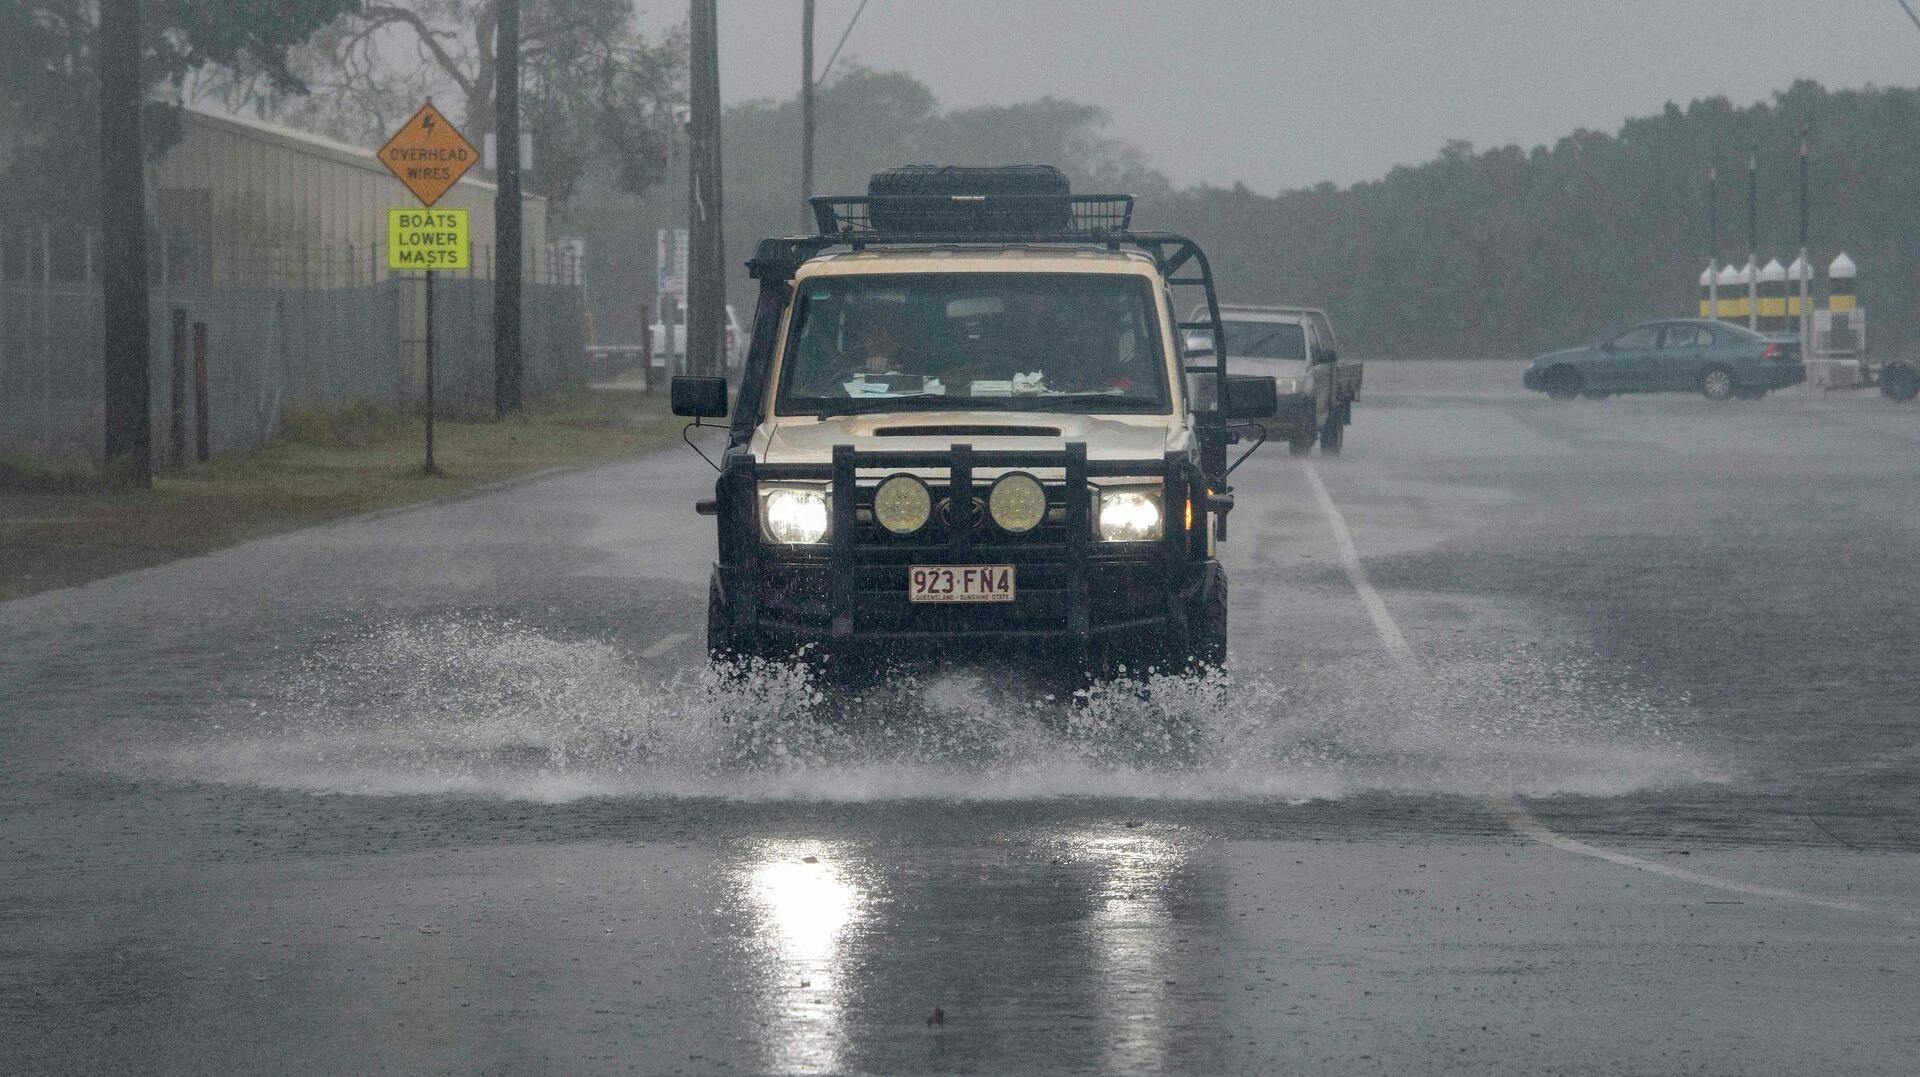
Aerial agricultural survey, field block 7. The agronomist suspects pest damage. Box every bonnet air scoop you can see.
[872,425,1063,439]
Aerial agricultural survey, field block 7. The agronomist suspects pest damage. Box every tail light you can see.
[725,328,736,351]
[1762,342,1782,360]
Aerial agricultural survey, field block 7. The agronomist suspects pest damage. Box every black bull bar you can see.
[717,442,1211,641]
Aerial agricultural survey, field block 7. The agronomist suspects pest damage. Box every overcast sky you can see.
[637,1,1920,193]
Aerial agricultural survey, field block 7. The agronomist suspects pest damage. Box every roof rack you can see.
[810,193,1135,238]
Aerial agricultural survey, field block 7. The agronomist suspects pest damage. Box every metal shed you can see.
[151,106,552,288]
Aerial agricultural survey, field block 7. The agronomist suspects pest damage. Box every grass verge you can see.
[0,385,682,602]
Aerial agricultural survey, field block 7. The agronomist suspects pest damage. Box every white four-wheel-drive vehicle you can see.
[651,303,746,371]
[1189,304,1361,455]
[671,165,1281,674]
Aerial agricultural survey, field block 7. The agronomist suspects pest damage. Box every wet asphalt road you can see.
[2,362,1917,1075]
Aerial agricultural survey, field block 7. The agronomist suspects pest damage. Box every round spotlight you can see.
[988,472,1047,533]
[873,474,933,535]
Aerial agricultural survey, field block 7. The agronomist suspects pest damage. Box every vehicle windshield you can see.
[1220,319,1307,360]
[776,272,1169,415]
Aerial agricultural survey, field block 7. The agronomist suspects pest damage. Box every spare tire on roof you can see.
[866,164,1071,233]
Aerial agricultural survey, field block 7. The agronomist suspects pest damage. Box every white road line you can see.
[1304,460,1906,919]
[640,632,689,659]
[1497,800,1895,916]
[1302,464,1415,668]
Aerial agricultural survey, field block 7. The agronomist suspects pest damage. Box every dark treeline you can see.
[568,73,1920,357]
[566,69,1159,343]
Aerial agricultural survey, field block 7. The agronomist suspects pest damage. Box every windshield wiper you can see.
[1030,395,1163,412]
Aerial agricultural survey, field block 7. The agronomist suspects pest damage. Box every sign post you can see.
[386,208,470,474]
[377,103,478,474]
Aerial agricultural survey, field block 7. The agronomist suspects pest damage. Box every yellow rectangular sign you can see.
[387,208,471,271]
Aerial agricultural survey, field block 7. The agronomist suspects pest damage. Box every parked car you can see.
[1523,319,1804,401]
[1188,304,1362,454]
[651,303,745,370]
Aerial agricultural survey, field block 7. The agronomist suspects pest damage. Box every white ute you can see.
[1190,304,1362,455]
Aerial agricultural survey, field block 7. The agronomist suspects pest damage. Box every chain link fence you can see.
[0,227,585,460]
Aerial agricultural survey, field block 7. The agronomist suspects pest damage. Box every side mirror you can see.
[1183,331,1216,359]
[671,376,728,419]
[1317,347,1339,365]
[1220,374,1278,419]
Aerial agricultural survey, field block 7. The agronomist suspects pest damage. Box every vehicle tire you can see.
[1699,366,1736,401]
[866,165,1070,232]
[1881,363,1920,402]
[1103,569,1226,678]
[1318,405,1347,455]
[1288,436,1314,457]
[1188,569,1228,671]
[706,575,765,663]
[1543,366,1582,401]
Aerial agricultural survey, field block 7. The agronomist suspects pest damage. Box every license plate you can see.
[908,565,1016,603]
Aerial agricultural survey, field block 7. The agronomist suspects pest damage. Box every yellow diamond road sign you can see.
[388,208,470,271]
[378,103,478,207]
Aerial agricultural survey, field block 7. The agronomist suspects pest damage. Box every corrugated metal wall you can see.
[0,108,586,461]
[151,108,553,287]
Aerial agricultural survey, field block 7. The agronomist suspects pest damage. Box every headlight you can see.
[873,474,932,535]
[1275,377,1303,394]
[760,485,829,544]
[1097,487,1162,542]
[988,472,1047,533]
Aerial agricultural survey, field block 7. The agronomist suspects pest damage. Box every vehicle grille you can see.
[747,442,1189,638]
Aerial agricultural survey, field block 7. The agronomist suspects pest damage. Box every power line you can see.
[1897,0,1920,33]
[817,0,869,86]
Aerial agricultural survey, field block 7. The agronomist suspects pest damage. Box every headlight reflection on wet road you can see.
[735,841,875,1075]
[1069,825,1194,1074]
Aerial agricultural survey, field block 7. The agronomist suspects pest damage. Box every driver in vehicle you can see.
[861,313,905,377]
[791,303,914,395]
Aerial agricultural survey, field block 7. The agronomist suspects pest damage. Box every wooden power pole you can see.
[686,0,725,378]
[100,0,151,485]
[801,0,815,229]
[493,0,524,415]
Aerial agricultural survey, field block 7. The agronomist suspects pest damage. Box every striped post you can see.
[1714,264,1743,322]
[1758,258,1787,334]
[1826,252,1856,313]
[1743,256,1758,330]
[1825,252,1861,358]
[1787,254,1811,338]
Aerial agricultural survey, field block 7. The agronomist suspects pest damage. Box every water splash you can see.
[162,615,1719,802]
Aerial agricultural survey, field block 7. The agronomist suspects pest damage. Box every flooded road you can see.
[4,362,1917,1074]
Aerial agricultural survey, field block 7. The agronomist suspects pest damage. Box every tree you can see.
[220,0,683,204]
[0,0,360,221]
[565,67,1172,343]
